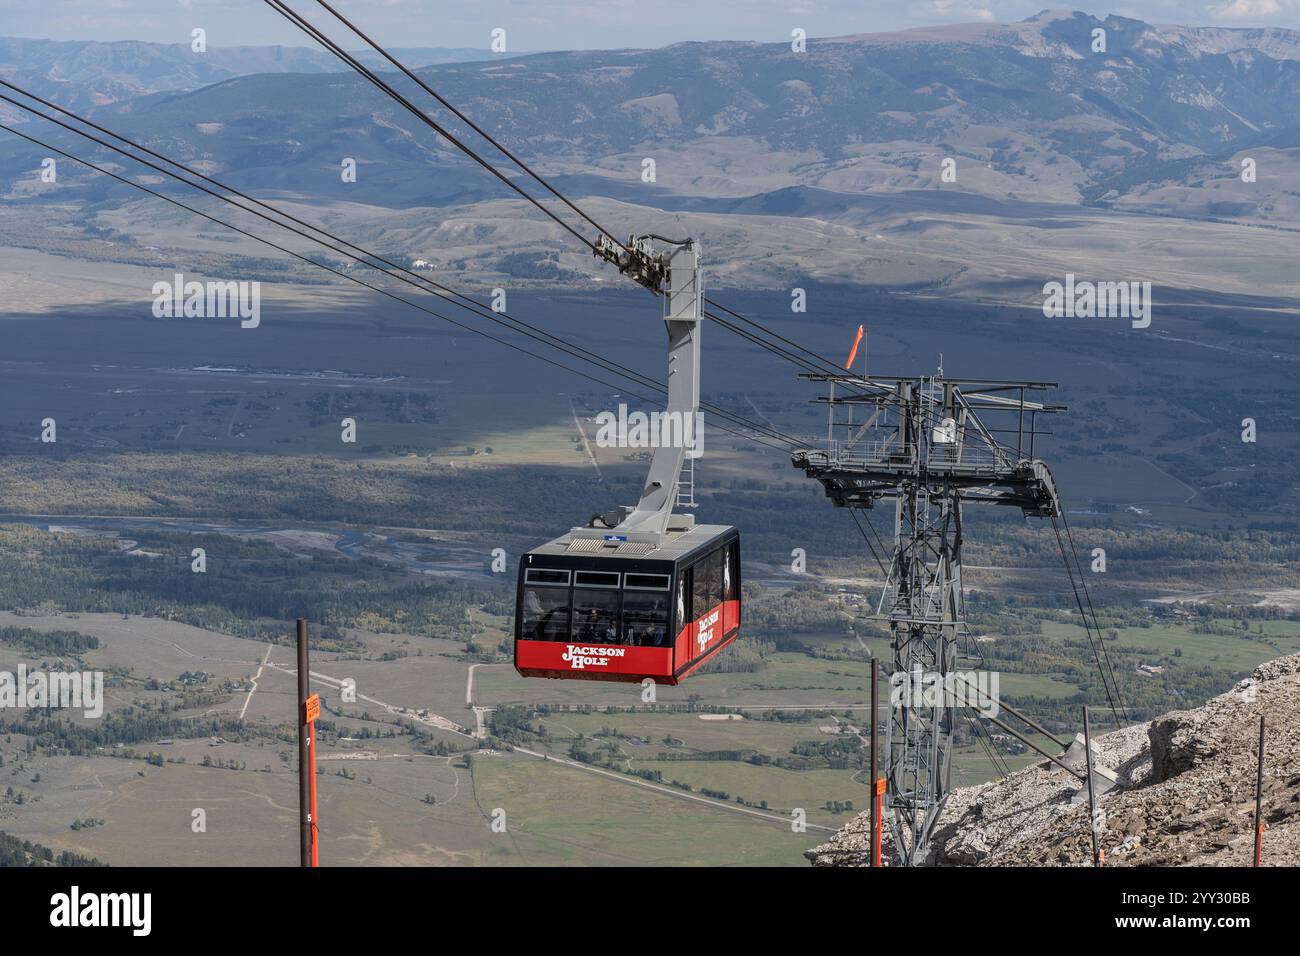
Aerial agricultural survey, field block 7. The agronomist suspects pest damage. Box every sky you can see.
[2,1,1299,50]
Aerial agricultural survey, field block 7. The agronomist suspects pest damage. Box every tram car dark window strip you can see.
[624,573,671,590]
[524,568,570,586]
[574,570,620,588]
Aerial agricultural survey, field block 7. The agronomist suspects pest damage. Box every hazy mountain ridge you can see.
[839,9,1300,62]
[41,10,1297,208]
[1,11,1297,300]
[0,35,501,109]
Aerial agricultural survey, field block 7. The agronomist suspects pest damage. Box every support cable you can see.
[1049,514,1124,728]
[0,85,802,450]
[0,120,793,454]
[1060,507,1128,722]
[265,0,882,405]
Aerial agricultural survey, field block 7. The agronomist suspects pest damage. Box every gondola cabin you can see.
[515,524,740,684]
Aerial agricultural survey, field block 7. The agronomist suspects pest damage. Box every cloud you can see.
[2,1,1298,47]
[1212,0,1299,19]
[915,1,995,22]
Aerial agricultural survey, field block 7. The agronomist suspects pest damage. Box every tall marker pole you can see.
[870,656,879,867]
[1084,705,1101,867]
[1254,715,1265,867]
[297,617,319,867]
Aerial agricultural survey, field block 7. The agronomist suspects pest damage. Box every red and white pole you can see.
[297,618,319,867]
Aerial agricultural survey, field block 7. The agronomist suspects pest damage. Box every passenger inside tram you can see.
[520,578,671,647]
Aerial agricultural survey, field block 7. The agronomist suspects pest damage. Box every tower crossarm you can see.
[792,374,1062,517]
[791,451,1061,517]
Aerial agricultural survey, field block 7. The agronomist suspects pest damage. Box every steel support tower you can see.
[793,372,1064,865]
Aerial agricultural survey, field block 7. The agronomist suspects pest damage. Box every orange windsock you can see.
[845,324,865,369]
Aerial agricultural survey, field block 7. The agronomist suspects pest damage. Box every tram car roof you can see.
[525,523,737,564]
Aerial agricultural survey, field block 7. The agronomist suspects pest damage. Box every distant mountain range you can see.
[14,10,1289,207]
[2,10,1297,299]
[0,36,504,109]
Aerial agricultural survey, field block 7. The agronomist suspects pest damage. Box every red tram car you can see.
[514,524,740,685]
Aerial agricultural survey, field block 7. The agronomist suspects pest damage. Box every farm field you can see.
[1038,619,1300,673]
[4,526,1298,868]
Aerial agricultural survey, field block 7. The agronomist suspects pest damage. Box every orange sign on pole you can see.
[297,619,319,868]
[874,777,886,867]
[303,691,320,867]
[308,718,319,867]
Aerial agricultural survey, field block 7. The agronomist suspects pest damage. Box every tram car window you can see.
[520,568,571,642]
[621,574,671,647]
[515,524,741,684]
[572,571,621,644]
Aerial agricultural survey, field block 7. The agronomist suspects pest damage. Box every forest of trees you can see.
[3,450,1297,590]
[0,625,98,656]
[0,523,508,645]
[0,830,104,867]
[3,709,250,757]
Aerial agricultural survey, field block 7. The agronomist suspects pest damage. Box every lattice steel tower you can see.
[793,372,1064,865]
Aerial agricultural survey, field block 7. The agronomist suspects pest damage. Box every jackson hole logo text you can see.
[560,645,626,670]
[695,608,719,652]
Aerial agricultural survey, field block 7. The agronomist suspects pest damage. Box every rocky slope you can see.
[808,655,1300,866]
